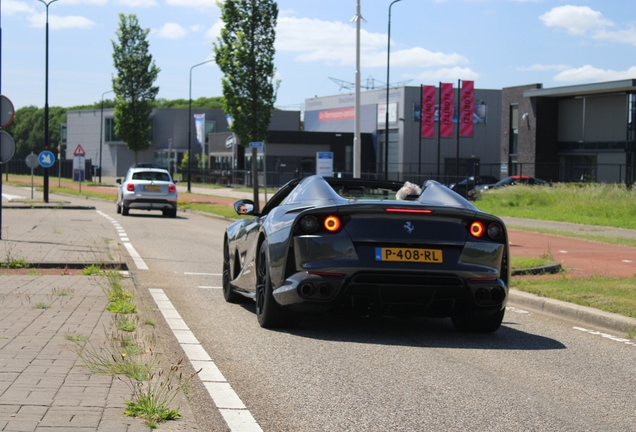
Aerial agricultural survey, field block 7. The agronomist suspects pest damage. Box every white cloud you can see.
[154,23,188,39]
[415,67,479,82]
[114,0,158,6]
[55,0,108,5]
[3,0,36,15]
[276,17,466,69]
[388,47,467,68]
[594,27,636,46]
[518,64,570,72]
[166,0,217,6]
[553,65,636,82]
[27,13,96,30]
[205,19,224,39]
[540,6,613,35]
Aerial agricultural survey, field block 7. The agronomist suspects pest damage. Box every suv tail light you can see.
[169,184,176,193]
[127,183,135,192]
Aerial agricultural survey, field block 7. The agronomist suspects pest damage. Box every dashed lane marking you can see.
[148,288,263,432]
[574,327,636,347]
[97,211,148,270]
[185,272,222,276]
[506,306,530,314]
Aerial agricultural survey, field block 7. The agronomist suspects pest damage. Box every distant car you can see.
[468,175,550,199]
[223,175,510,333]
[116,167,178,217]
[450,175,499,198]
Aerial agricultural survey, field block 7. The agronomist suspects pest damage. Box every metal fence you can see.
[2,158,95,182]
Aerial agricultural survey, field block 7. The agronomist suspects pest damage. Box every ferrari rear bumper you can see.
[273,270,508,317]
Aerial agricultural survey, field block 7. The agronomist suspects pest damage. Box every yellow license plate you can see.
[375,247,443,263]
[145,185,161,191]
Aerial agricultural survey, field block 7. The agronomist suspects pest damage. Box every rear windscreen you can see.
[132,172,170,181]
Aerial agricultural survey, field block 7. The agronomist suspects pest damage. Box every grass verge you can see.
[512,275,636,319]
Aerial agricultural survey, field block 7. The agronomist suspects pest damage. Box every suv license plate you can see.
[145,185,161,191]
[375,247,443,263]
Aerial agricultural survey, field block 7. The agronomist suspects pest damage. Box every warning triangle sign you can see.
[74,144,86,156]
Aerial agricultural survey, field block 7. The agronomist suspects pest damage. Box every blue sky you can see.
[2,0,636,111]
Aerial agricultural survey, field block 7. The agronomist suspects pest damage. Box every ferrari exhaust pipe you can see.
[318,283,332,298]
[475,288,490,304]
[490,287,505,303]
[299,283,315,298]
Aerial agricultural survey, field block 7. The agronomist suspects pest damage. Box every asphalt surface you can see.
[1,180,636,431]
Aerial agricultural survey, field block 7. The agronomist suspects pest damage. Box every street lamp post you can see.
[99,89,114,183]
[187,59,214,193]
[38,0,58,203]
[385,0,402,181]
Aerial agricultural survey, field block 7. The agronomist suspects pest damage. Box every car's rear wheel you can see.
[451,308,505,333]
[116,202,121,214]
[222,239,245,304]
[171,208,177,218]
[122,206,129,216]
[255,241,300,328]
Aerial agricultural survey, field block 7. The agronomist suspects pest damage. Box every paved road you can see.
[2,180,636,431]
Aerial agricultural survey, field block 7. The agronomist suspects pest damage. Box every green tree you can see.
[111,13,160,166]
[213,0,279,210]
[5,106,63,159]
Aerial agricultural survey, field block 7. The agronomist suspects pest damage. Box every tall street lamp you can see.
[188,59,214,193]
[38,0,58,203]
[384,0,402,180]
[99,89,114,183]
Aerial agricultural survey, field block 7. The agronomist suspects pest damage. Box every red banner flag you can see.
[440,83,454,138]
[421,85,436,138]
[460,80,475,137]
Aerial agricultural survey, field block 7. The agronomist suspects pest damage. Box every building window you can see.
[105,118,120,142]
[509,104,519,175]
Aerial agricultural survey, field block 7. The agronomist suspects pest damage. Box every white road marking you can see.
[185,272,222,276]
[506,306,530,314]
[559,250,568,254]
[148,289,262,432]
[97,211,145,269]
[573,326,636,346]
[622,260,633,263]
[123,242,148,270]
[1,193,24,200]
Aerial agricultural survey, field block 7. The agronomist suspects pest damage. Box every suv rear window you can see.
[132,172,171,181]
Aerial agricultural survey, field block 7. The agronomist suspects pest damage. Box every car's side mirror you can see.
[116,179,122,184]
[234,199,256,216]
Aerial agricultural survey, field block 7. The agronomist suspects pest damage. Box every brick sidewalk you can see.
[0,192,202,431]
[0,275,150,432]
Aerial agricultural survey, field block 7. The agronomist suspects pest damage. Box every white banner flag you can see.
[194,113,205,149]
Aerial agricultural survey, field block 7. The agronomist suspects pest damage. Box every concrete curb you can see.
[509,289,636,336]
[511,261,562,276]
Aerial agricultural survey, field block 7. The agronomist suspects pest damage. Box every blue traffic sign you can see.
[38,150,55,168]
[249,141,263,148]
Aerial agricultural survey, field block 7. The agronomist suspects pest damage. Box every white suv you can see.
[116,167,178,218]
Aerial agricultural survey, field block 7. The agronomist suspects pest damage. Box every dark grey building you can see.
[502,80,636,184]
[304,86,503,184]
[66,107,301,177]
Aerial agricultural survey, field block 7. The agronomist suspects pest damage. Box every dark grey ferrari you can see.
[223,175,510,333]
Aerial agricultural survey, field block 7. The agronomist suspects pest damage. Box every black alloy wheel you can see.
[222,239,244,304]
[255,241,300,329]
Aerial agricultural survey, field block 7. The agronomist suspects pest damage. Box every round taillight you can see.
[487,223,502,240]
[300,215,319,233]
[470,221,485,238]
[324,216,341,232]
